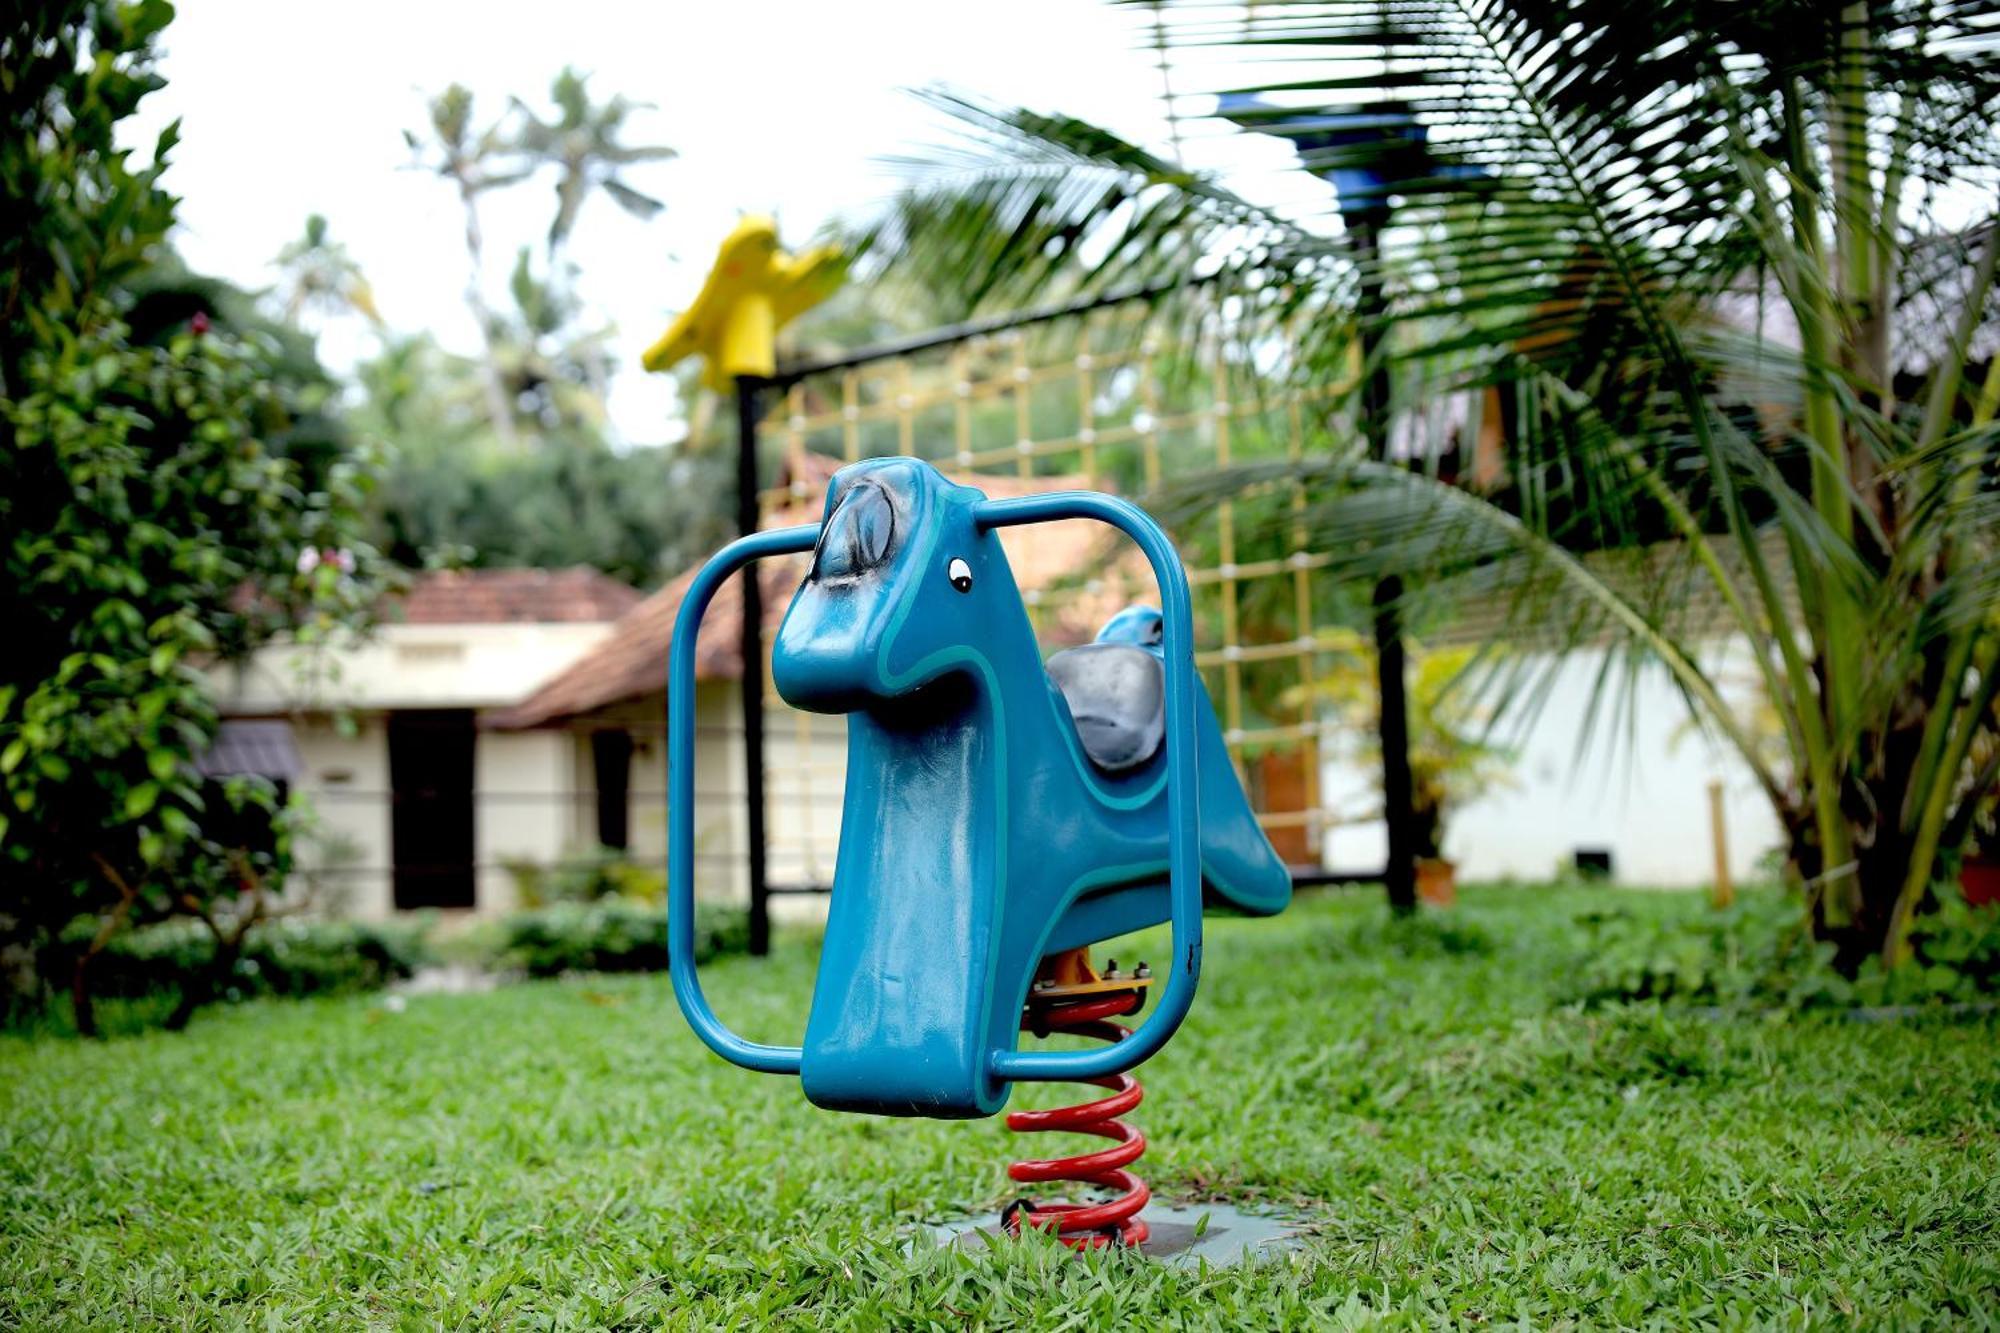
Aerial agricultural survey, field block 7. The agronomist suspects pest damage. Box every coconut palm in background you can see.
[271,213,382,331]
[870,1,2000,967]
[404,84,535,448]
[509,68,677,419]
[406,71,675,447]
[510,67,676,263]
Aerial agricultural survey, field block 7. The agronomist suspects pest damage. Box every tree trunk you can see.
[72,861,141,1039]
[457,178,520,450]
[164,954,217,1031]
[69,950,99,1039]
[163,972,210,1031]
[1801,712,1937,974]
[167,873,263,1032]
[164,927,243,1032]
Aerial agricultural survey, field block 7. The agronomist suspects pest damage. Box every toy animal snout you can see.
[810,478,898,582]
[770,474,908,712]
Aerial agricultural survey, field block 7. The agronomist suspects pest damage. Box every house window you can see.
[389,710,476,910]
[591,729,633,851]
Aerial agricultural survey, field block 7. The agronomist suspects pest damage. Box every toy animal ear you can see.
[814,481,896,581]
[947,557,973,593]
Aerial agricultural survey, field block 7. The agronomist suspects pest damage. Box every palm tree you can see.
[270,213,382,331]
[405,84,534,449]
[508,67,676,264]
[494,245,613,434]
[871,2,2000,968]
[506,68,675,437]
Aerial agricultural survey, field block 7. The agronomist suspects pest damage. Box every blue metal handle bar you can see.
[667,522,822,1075]
[972,492,1203,1083]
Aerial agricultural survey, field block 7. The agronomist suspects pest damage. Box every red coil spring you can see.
[1000,992,1150,1250]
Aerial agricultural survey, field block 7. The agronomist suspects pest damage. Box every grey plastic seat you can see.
[1045,642,1165,774]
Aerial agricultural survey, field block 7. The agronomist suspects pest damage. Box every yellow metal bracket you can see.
[643,215,844,390]
[1028,946,1154,1004]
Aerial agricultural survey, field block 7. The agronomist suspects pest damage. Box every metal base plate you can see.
[922,1201,1307,1268]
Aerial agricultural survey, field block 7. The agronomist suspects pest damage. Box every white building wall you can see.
[208,618,622,919]
[634,655,1786,908]
[284,715,586,919]
[764,700,848,895]
[622,653,1784,897]
[1319,643,1786,886]
[288,714,394,919]
[620,682,843,923]
[475,729,579,915]
[207,621,617,713]
[627,728,668,875]
[624,684,744,902]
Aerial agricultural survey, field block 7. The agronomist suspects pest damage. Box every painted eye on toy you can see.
[947,557,973,593]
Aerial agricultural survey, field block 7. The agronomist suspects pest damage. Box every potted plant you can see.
[1405,648,1519,905]
[1294,635,1518,907]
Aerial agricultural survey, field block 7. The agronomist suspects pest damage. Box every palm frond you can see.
[875,0,2000,957]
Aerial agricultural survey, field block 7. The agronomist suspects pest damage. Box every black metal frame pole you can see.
[766,274,1216,386]
[734,375,772,955]
[1352,212,1418,914]
[1374,576,1417,912]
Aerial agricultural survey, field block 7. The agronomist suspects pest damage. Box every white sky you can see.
[128,0,1280,442]
[126,5,1985,445]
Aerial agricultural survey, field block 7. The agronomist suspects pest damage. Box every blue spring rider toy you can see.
[668,458,1290,1248]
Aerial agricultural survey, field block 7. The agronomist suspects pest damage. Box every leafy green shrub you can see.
[1565,889,2000,1011]
[0,1,386,1034]
[14,915,432,1031]
[496,900,745,978]
[511,847,665,908]
[1567,893,1839,1009]
[240,918,431,998]
[1841,895,2000,1008]
[1332,907,1498,961]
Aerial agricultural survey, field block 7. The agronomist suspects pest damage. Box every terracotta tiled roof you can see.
[489,454,1151,729]
[389,567,644,626]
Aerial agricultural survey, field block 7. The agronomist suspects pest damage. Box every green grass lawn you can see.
[4,886,1996,1328]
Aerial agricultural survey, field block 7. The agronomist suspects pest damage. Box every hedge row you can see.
[497,900,748,978]
[12,900,751,1035]
[79,916,433,1003]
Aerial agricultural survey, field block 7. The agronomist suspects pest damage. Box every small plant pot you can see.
[1960,855,2000,909]
[1416,857,1457,908]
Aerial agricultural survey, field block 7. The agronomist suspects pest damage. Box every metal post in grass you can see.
[1708,778,1734,910]
[1348,202,1418,915]
[734,372,773,955]
[641,217,844,957]
[1219,97,1452,913]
